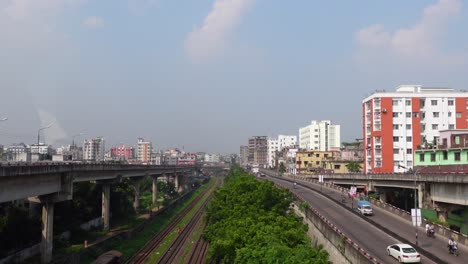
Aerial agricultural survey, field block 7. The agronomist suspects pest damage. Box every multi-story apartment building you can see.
[299,120,340,151]
[239,146,248,166]
[111,144,135,160]
[204,153,220,163]
[6,143,30,162]
[267,138,279,168]
[178,153,197,165]
[83,137,105,161]
[414,129,468,173]
[267,135,297,168]
[248,136,268,167]
[363,85,468,173]
[295,150,338,174]
[137,138,152,163]
[30,143,52,155]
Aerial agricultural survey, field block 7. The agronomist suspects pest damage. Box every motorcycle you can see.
[448,243,459,256]
[426,228,435,238]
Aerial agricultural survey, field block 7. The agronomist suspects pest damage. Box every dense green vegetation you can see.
[203,167,329,263]
[82,179,213,263]
[0,178,177,258]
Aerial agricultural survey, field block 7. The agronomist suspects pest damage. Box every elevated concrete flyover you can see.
[299,172,468,208]
[0,163,197,263]
[0,163,195,203]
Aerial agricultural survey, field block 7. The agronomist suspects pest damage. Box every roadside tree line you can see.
[203,166,329,263]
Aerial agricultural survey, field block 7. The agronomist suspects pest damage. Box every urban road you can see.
[267,175,467,264]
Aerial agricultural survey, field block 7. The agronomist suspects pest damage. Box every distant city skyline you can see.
[1,0,467,154]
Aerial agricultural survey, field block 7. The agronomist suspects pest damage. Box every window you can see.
[407,149,412,154]
[455,136,460,144]
[431,100,437,106]
[393,112,399,118]
[406,112,411,118]
[376,160,382,167]
[407,161,412,167]
[393,124,399,130]
[455,152,461,161]
[456,112,462,118]
[393,149,399,154]
[392,100,398,106]
[420,153,425,162]
[393,137,399,142]
[449,124,455,129]
[448,100,454,106]
[432,124,439,130]
[407,136,412,142]
[334,165,340,169]
[393,161,400,167]
[448,112,452,117]
[316,154,320,157]
[433,112,439,118]
[316,161,320,165]
[406,100,411,106]
[406,124,411,130]
[430,153,436,162]
[314,135,318,138]
[413,112,419,118]
[443,151,448,160]
[304,161,309,166]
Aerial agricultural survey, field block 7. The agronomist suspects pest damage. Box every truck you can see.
[357,200,373,216]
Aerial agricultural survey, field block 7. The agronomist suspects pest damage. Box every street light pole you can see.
[37,123,53,156]
[399,164,418,246]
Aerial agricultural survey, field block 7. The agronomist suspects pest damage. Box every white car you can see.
[387,244,421,263]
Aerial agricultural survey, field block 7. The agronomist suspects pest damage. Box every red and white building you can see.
[177,153,197,166]
[110,145,134,160]
[137,138,152,164]
[363,85,468,173]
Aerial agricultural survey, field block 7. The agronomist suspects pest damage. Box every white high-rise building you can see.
[267,138,279,168]
[267,135,298,168]
[204,153,220,163]
[83,137,105,161]
[299,120,341,151]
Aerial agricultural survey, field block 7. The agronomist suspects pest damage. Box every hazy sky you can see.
[1,0,467,154]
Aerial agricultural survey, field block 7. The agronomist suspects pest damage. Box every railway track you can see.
[185,224,210,264]
[126,180,216,264]
[157,200,209,263]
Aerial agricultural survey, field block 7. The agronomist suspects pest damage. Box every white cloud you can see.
[355,0,465,67]
[185,0,254,63]
[83,16,104,28]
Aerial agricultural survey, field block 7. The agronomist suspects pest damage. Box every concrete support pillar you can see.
[132,181,141,212]
[152,176,158,204]
[41,202,54,264]
[174,174,179,192]
[417,183,423,209]
[101,183,110,232]
[379,188,387,203]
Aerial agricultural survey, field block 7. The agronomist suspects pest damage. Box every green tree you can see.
[203,166,329,263]
[346,162,362,173]
[278,162,287,174]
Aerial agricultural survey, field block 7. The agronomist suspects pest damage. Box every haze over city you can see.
[1,0,468,153]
